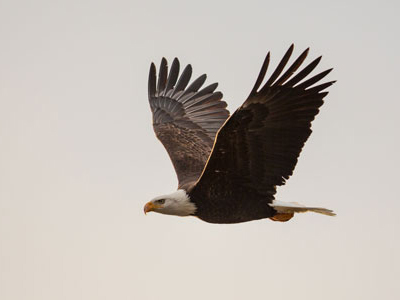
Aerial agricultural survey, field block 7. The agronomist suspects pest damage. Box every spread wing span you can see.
[193,45,334,207]
[148,58,230,189]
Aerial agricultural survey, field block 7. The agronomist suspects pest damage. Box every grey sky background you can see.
[1,0,399,299]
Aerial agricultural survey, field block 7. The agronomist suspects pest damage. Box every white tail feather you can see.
[269,200,336,216]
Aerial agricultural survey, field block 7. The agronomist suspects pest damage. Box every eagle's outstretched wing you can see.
[192,45,334,219]
[148,58,230,189]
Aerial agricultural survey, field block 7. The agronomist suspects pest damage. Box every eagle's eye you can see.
[155,199,165,204]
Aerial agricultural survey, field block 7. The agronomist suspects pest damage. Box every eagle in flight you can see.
[144,45,335,223]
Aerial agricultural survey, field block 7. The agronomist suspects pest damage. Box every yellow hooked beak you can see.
[144,202,162,214]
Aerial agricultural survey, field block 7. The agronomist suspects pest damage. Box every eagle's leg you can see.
[270,212,294,222]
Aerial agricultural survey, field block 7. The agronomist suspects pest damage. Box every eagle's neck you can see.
[165,189,197,216]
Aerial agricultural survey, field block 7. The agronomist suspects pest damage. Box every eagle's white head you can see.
[144,189,196,216]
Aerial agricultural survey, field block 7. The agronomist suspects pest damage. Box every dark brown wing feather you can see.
[191,45,335,223]
[148,58,230,189]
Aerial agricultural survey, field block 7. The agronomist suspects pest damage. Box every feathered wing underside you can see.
[192,45,335,223]
[148,58,230,189]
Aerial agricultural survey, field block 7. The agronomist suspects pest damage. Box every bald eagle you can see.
[144,45,335,223]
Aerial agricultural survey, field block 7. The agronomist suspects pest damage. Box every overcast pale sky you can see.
[1,0,399,299]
